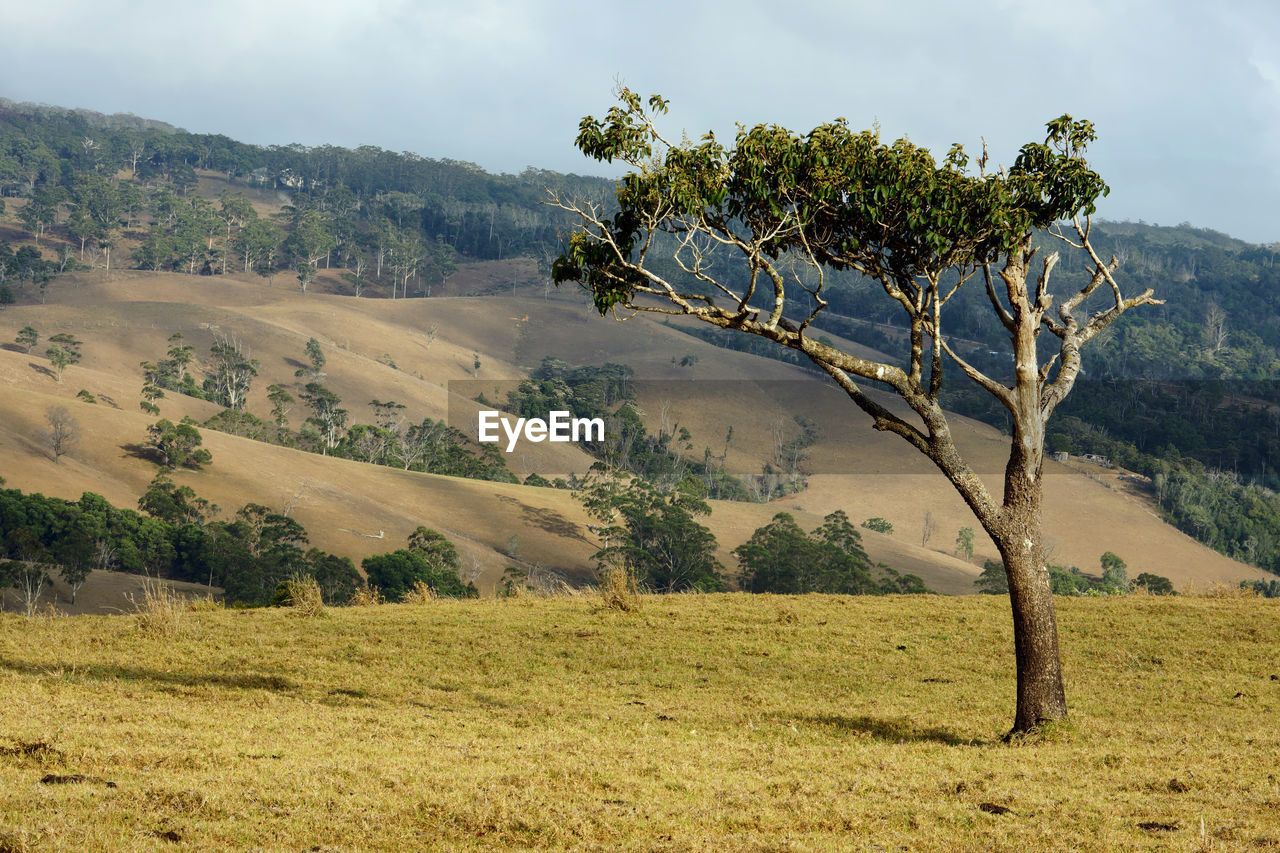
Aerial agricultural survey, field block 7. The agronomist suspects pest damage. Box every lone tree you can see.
[45,333,82,383]
[145,418,213,470]
[15,326,38,354]
[552,90,1159,735]
[41,405,79,463]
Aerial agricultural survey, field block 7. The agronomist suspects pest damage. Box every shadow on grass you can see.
[0,655,297,693]
[119,442,163,464]
[28,362,57,380]
[800,714,982,746]
[495,494,589,542]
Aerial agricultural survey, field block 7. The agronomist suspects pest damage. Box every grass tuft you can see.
[599,566,639,612]
[1001,716,1081,746]
[349,583,383,607]
[401,580,437,605]
[1182,580,1256,598]
[126,578,185,638]
[186,593,224,611]
[284,574,325,618]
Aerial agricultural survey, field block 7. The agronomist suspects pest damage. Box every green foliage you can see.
[44,334,81,382]
[861,517,893,534]
[304,550,361,606]
[1135,572,1175,595]
[206,335,258,410]
[267,384,295,429]
[212,504,309,605]
[1099,551,1130,593]
[284,210,333,294]
[1048,565,1097,596]
[498,566,528,597]
[140,333,202,405]
[138,472,215,526]
[955,527,976,559]
[578,472,725,593]
[876,566,931,594]
[558,88,1106,314]
[0,485,357,605]
[734,510,880,595]
[46,345,75,381]
[1043,563,1135,597]
[504,358,751,499]
[15,325,37,353]
[1,102,587,277]
[202,409,275,443]
[145,418,212,469]
[296,337,326,378]
[0,241,64,289]
[974,559,1008,595]
[362,547,475,602]
[301,382,347,452]
[406,526,460,574]
[1241,579,1280,598]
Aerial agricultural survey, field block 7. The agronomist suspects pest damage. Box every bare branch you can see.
[1035,251,1059,310]
[812,359,931,454]
[939,339,1014,409]
[983,263,1016,332]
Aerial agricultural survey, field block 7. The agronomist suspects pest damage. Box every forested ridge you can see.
[0,98,609,294]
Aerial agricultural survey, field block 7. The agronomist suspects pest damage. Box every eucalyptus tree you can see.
[553,89,1159,734]
[217,193,256,274]
[45,334,82,382]
[207,332,258,410]
[301,383,347,453]
[284,208,334,294]
[232,218,285,275]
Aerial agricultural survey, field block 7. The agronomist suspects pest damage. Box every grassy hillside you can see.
[1,593,1278,850]
[0,270,1270,605]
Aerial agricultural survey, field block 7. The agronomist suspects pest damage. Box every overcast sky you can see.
[2,0,1277,243]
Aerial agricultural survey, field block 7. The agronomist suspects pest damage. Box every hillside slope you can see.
[0,270,1269,606]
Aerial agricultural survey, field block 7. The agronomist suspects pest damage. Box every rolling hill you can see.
[0,266,1270,612]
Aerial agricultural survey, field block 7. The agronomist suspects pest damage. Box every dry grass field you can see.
[1,592,1278,851]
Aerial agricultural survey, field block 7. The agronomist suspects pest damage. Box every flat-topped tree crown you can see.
[560,90,1109,314]
[553,88,1159,736]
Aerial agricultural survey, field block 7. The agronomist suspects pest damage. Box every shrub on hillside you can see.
[363,548,476,602]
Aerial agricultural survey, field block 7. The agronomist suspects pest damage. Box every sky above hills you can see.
[2,0,1277,243]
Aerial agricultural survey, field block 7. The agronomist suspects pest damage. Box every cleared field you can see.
[1,593,1278,851]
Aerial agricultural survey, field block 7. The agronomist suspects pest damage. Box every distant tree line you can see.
[975,551,1177,597]
[0,480,470,610]
[576,470,928,596]
[1044,416,1280,578]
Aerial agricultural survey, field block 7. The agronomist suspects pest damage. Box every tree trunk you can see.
[988,237,1069,735]
[995,519,1068,733]
[991,414,1068,734]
